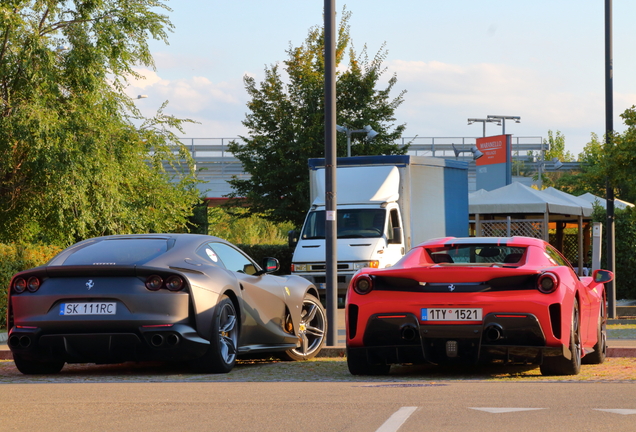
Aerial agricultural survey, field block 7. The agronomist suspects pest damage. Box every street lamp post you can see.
[467,118,501,137]
[487,115,521,135]
[336,125,378,157]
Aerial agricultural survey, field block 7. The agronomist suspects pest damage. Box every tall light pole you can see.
[605,0,616,318]
[336,125,378,157]
[467,118,501,137]
[487,115,521,135]
[324,0,338,346]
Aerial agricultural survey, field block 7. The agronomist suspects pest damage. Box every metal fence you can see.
[472,218,545,239]
[171,136,571,197]
[176,136,547,161]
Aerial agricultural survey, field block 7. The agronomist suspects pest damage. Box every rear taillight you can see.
[353,274,373,295]
[165,275,184,291]
[145,274,185,291]
[27,277,41,292]
[13,278,27,294]
[537,272,559,294]
[145,275,163,291]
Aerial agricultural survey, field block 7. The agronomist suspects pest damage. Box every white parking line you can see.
[594,409,636,415]
[376,406,418,432]
[469,407,546,413]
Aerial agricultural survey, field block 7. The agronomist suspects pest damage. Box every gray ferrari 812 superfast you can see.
[6,234,327,374]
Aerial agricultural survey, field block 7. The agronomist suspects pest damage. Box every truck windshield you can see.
[301,209,386,239]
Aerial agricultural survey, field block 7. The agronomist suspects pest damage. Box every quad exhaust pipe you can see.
[150,333,180,347]
[9,335,32,348]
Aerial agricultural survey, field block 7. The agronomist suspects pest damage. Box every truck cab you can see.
[291,203,405,303]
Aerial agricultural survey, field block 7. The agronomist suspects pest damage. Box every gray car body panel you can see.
[7,233,318,363]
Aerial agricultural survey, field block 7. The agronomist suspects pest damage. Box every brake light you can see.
[353,274,373,295]
[27,277,41,292]
[165,275,185,291]
[144,275,185,291]
[537,272,559,294]
[13,278,27,294]
[145,275,163,291]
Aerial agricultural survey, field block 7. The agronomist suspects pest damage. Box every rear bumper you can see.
[8,324,209,363]
[349,312,567,366]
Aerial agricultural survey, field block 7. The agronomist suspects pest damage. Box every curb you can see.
[317,346,346,358]
[2,348,636,362]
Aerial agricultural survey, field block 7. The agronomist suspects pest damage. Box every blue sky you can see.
[128,0,636,156]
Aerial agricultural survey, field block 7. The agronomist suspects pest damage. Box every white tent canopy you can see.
[469,182,592,217]
[469,183,593,274]
[577,192,634,210]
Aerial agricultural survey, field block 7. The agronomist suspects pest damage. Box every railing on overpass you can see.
[176,136,548,160]
[171,137,578,197]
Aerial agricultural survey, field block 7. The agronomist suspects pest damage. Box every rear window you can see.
[60,239,169,266]
[427,244,526,265]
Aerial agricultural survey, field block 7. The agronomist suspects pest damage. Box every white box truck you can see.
[289,155,469,304]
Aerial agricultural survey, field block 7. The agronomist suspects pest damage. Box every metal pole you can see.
[605,0,616,318]
[346,130,351,157]
[324,0,338,345]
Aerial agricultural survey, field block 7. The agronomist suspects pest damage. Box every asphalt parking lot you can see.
[1,321,635,382]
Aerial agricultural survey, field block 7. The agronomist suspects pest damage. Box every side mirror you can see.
[288,230,298,248]
[252,257,280,276]
[592,269,614,283]
[390,227,403,245]
[261,257,280,274]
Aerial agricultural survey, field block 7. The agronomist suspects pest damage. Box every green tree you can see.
[555,107,636,204]
[554,133,607,197]
[529,130,576,189]
[544,130,575,162]
[606,106,636,204]
[228,9,408,227]
[0,1,200,245]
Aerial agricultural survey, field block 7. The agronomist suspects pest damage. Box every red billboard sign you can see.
[476,135,509,166]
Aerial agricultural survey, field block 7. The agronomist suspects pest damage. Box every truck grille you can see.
[310,264,350,271]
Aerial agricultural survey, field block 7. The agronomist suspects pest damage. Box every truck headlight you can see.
[292,264,308,272]
[353,261,379,270]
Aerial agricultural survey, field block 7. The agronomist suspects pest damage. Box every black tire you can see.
[280,293,327,361]
[13,354,64,375]
[582,299,607,365]
[540,298,582,376]
[346,349,391,376]
[189,295,239,374]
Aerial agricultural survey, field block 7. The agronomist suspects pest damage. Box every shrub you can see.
[593,206,636,300]
[207,207,295,245]
[1,244,63,329]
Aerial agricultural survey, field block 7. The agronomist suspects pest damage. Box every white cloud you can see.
[124,59,633,155]
[384,60,615,153]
